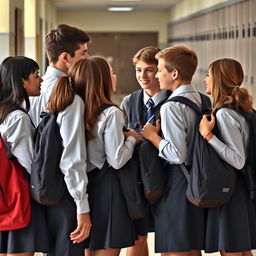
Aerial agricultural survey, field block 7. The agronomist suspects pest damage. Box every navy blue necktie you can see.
[146,98,155,123]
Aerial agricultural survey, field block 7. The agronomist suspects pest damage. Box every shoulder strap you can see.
[100,103,114,113]
[167,93,211,116]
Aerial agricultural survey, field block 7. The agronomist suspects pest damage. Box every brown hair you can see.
[156,45,198,81]
[45,24,90,64]
[133,46,160,65]
[47,56,118,140]
[209,58,253,112]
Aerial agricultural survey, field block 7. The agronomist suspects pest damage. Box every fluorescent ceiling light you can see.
[111,0,140,1]
[108,6,134,11]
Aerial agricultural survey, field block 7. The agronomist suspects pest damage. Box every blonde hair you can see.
[209,58,253,112]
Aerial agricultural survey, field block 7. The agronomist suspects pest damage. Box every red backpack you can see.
[0,135,31,230]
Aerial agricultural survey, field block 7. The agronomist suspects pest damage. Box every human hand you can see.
[199,114,215,140]
[70,213,91,243]
[124,129,143,144]
[142,119,160,140]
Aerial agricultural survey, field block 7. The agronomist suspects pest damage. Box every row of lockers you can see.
[168,0,256,103]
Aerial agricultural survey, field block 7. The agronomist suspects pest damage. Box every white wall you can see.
[57,10,169,47]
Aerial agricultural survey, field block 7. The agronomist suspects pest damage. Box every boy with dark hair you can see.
[142,45,207,256]
[29,24,90,126]
[121,46,171,256]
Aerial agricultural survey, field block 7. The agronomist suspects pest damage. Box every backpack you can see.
[124,89,171,205]
[118,151,149,219]
[30,112,66,205]
[0,135,31,231]
[228,107,256,202]
[169,94,237,208]
[139,140,168,204]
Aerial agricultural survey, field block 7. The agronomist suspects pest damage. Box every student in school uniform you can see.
[0,56,49,256]
[199,58,256,256]
[142,46,207,256]
[121,46,171,256]
[29,24,90,127]
[65,56,141,256]
[43,62,91,256]
[28,24,92,256]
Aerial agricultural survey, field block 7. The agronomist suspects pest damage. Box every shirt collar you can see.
[43,66,66,80]
[169,84,196,98]
[143,90,168,106]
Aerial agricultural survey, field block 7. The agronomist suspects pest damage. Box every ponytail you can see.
[230,86,253,113]
[47,76,75,113]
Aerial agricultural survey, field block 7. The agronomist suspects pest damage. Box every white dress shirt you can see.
[29,66,66,126]
[0,110,34,173]
[87,106,136,172]
[208,108,249,170]
[159,84,201,165]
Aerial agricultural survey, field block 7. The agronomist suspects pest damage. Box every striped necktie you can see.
[146,98,155,123]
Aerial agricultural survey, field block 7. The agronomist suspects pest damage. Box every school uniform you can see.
[86,106,138,250]
[0,110,49,254]
[204,108,256,252]
[121,89,171,235]
[154,84,207,253]
[29,66,66,126]
[29,66,89,256]
[43,95,89,256]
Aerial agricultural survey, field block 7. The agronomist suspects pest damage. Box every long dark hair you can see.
[0,56,39,123]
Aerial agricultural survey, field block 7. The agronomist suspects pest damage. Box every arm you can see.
[4,111,34,173]
[58,96,91,241]
[205,109,247,170]
[104,107,136,169]
[157,103,188,164]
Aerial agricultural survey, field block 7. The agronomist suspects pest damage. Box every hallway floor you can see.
[35,232,256,255]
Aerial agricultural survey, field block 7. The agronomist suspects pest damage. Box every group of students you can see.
[0,23,256,256]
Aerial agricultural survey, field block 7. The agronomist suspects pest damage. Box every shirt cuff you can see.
[126,136,136,144]
[74,197,90,214]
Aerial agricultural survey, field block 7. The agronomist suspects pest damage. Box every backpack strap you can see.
[166,93,211,180]
[167,93,211,115]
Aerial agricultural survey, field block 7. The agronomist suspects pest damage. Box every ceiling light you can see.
[111,0,140,1]
[107,6,134,11]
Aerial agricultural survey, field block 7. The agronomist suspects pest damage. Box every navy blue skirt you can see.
[86,167,137,250]
[205,174,256,253]
[44,192,88,256]
[153,165,207,253]
[0,200,50,254]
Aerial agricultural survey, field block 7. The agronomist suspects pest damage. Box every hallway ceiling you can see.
[52,0,180,11]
